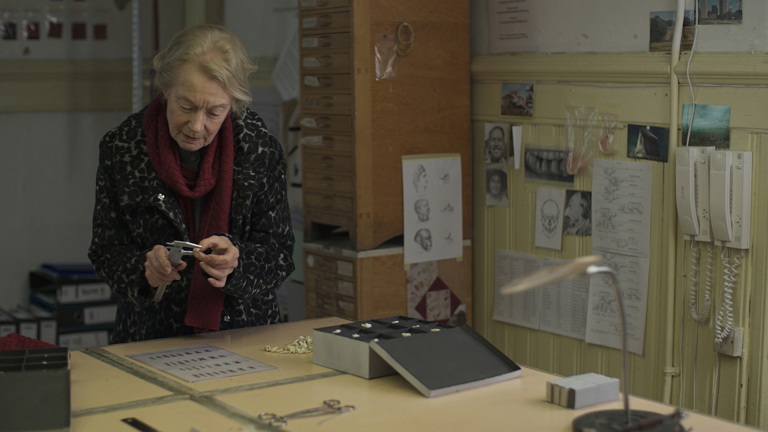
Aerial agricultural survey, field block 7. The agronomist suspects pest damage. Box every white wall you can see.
[471,0,765,54]
[0,111,129,309]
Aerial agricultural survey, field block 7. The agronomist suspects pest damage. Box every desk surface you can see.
[71,318,760,432]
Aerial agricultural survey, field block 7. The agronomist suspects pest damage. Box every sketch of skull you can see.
[540,199,560,239]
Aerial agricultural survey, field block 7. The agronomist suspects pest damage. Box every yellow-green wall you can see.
[471,52,768,429]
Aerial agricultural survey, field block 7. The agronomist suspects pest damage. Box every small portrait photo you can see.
[500,82,534,117]
[484,123,509,164]
[486,165,509,207]
[563,190,592,236]
[627,124,670,162]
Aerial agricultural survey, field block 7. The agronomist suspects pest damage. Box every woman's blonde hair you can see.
[153,24,257,117]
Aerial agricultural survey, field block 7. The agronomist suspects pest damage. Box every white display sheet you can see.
[493,249,541,329]
[585,252,650,355]
[591,160,652,257]
[538,257,589,340]
[402,154,463,264]
[486,0,539,53]
[127,344,277,383]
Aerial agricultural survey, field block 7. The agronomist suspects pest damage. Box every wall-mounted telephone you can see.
[709,151,752,250]
[675,146,714,242]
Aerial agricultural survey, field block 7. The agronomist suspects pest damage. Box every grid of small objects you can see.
[315,316,454,342]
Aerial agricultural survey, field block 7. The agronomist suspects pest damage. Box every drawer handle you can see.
[321,156,334,169]
[319,96,334,108]
[317,117,331,129]
[320,136,335,148]
[317,76,334,87]
[321,176,334,189]
[322,196,335,207]
[318,35,332,48]
[317,15,333,27]
[319,55,333,68]
[317,0,329,6]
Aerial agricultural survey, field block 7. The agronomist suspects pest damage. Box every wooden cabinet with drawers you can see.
[299,0,472,251]
[304,237,473,324]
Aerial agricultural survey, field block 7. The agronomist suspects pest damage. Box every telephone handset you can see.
[709,151,752,249]
[675,146,714,241]
[709,151,733,244]
[675,147,699,238]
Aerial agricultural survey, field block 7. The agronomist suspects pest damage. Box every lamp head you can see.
[500,255,603,295]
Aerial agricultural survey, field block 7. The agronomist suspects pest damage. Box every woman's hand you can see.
[195,235,239,288]
[145,244,187,287]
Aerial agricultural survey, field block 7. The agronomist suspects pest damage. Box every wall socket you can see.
[714,326,743,357]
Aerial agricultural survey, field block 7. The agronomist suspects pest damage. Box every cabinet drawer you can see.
[301,94,353,114]
[304,152,353,173]
[304,172,353,195]
[305,252,355,277]
[304,193,354,213]
[300,134,354,154]
[316,291,356,319]
[299,0,350,12]
[302,74,352,93]
[301,52,351,74]
[300,114,352,133]
[301,33,351,51]
[308,274,356,297]
[300,11,350,32]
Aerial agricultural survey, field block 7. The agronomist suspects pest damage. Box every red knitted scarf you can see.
[144,94,234,333]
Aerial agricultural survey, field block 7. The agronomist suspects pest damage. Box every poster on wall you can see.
[402,154,463,265]
[697,0,742,24]
[500,82,534,117]
[486,0,539,53]
[0,0,131,59]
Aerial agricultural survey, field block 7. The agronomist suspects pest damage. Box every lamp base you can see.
[572,409,679,432]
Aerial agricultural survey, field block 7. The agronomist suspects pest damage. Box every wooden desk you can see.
[72,318,759,432]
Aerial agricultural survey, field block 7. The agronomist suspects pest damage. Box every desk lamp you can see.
[500,256,680,432]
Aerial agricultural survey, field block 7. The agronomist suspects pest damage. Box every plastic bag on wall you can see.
[375,34,397,80]
[564,106,599,176]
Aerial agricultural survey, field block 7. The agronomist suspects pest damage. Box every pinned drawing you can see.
[403,154,463,264]
[534,188,565,250]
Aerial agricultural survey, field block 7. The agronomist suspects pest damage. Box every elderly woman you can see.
[89,25,295,343]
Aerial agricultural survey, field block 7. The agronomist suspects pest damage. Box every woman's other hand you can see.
[195,235,239,288]
[145,244,187,287]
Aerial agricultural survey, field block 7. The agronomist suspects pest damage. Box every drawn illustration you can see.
[441,229,454,245]
[540,199,560,239]
[413,164,428,193]
[414,228,432,251]
[440,200,454,213]
[414,198,430,222]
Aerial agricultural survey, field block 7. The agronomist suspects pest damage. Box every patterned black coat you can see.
[88,106,295,343]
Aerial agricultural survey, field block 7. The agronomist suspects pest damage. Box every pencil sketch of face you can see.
[414,228,432,251]
[540,199,560,239]
[414,199,430,222]
[413,165,428,193]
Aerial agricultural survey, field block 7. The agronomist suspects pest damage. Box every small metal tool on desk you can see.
[258,399,355,427]
[152,240,201,303]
